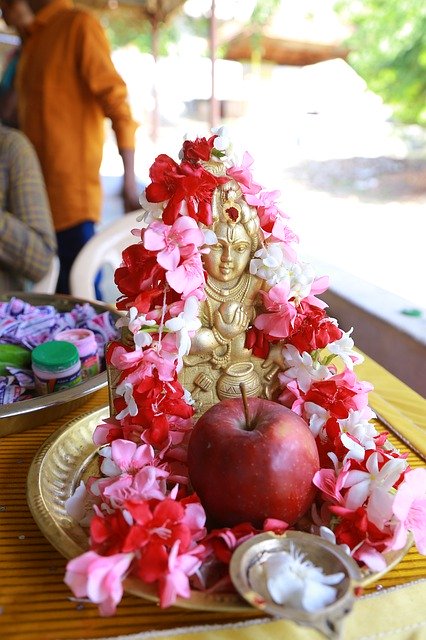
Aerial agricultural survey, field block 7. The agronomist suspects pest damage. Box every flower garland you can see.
[64,127,426,616]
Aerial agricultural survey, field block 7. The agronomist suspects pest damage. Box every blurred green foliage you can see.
[337,0,426,124]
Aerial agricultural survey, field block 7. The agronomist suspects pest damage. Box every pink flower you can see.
[96,466,168,505]
[255,283,297,338]
[143,217,206,271]
[158,541,203,608]
[110,344,145,370]
[64,551,133,616]
[391,468,426,555]
[313,466,348,505]
[100,440,156,476]
[166,253,205,298]
[302,275,329,309]
[227,152,262,195]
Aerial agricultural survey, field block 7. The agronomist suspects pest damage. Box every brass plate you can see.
[27,406,411,612]
[0,292,120,437]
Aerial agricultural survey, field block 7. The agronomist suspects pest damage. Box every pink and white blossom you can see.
[391,468,426,555]
[99,440,157,477]
[144,217,206,271]
[166,253,205,298]
[159,541,204,608]
[64,551,133,616]
[255,283,297,339]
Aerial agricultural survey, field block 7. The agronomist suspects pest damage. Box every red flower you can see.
[114,371,194,446]
[90,509,131,556]
[330,505,389,550]
[123,498,192,553]
[245,326,275,359]
[115,243,166,311]
[304,378,358,421]
[145,154,182,203]
[181,135,216,163]
[288,303,342,353]
[204,522,257,564]
[145,154,227,226]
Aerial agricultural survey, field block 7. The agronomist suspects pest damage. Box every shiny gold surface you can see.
[0,292,120,436]
[27,406,410,614]
[26,405,249,612]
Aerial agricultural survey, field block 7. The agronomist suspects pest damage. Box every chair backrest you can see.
[32,255,60,294]
[69,211,144,301]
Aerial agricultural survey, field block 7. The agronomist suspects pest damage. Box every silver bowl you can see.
[0,292,120,437]
[230,531,362,639]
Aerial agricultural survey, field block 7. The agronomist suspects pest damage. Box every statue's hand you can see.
[261,342,285,372]
[214,303,249,340]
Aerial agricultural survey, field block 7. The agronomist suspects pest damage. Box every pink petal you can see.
[157,245,181,271]
[111,439,137,470]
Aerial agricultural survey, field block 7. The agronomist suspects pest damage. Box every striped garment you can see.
[0,125,57,293]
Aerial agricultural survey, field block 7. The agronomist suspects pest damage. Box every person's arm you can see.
[0,129,57,282]
[77,13,140,212]
[119,148,140,213]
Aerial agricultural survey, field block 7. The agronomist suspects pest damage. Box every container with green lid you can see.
[31,341,82,395]
[0,344,32,375]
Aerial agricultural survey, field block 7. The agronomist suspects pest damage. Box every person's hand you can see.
[121,178,141,213]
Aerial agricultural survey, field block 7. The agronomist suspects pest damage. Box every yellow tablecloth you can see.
[0,353,425,640]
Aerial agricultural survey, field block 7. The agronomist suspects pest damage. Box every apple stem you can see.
[239,382,251,429]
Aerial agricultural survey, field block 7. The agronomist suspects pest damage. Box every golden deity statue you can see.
[179,167,282,413]
[108,164,284,418]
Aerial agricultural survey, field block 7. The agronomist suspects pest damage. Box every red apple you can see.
[187,396,319,528]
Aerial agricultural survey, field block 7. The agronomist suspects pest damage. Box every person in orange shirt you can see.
[1,0,140,296]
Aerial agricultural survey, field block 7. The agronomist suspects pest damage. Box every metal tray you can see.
[27,407,411,613]
[0,292,119,437]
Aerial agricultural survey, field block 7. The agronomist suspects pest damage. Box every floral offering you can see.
[64,128,426,616]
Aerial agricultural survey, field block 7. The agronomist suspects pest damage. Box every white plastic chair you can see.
[69,211,144,302]
[32,255,60,294]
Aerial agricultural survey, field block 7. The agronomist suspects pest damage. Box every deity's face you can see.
[204,221,252,283]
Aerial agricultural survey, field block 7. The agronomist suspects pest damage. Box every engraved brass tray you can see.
[0,292,120,437]
[27,406,412,613]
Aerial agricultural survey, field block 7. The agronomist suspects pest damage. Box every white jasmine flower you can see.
[338,408,378,452]
[65,480,87,522]
[250,243,291,286]
[263,543,344,613]
[328,328,364,370]
[211,125,243,166]
[343,452,407,518]
[116,307,156,350]
[340,432,366,463]
[115,381,138,419]
[304,401,331,438]
[281,345,332,393]
[319,527,351,556]
[288,261,316,304]
[183,387,195,406]
[138,190,164,224]
[165,296,201,358]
